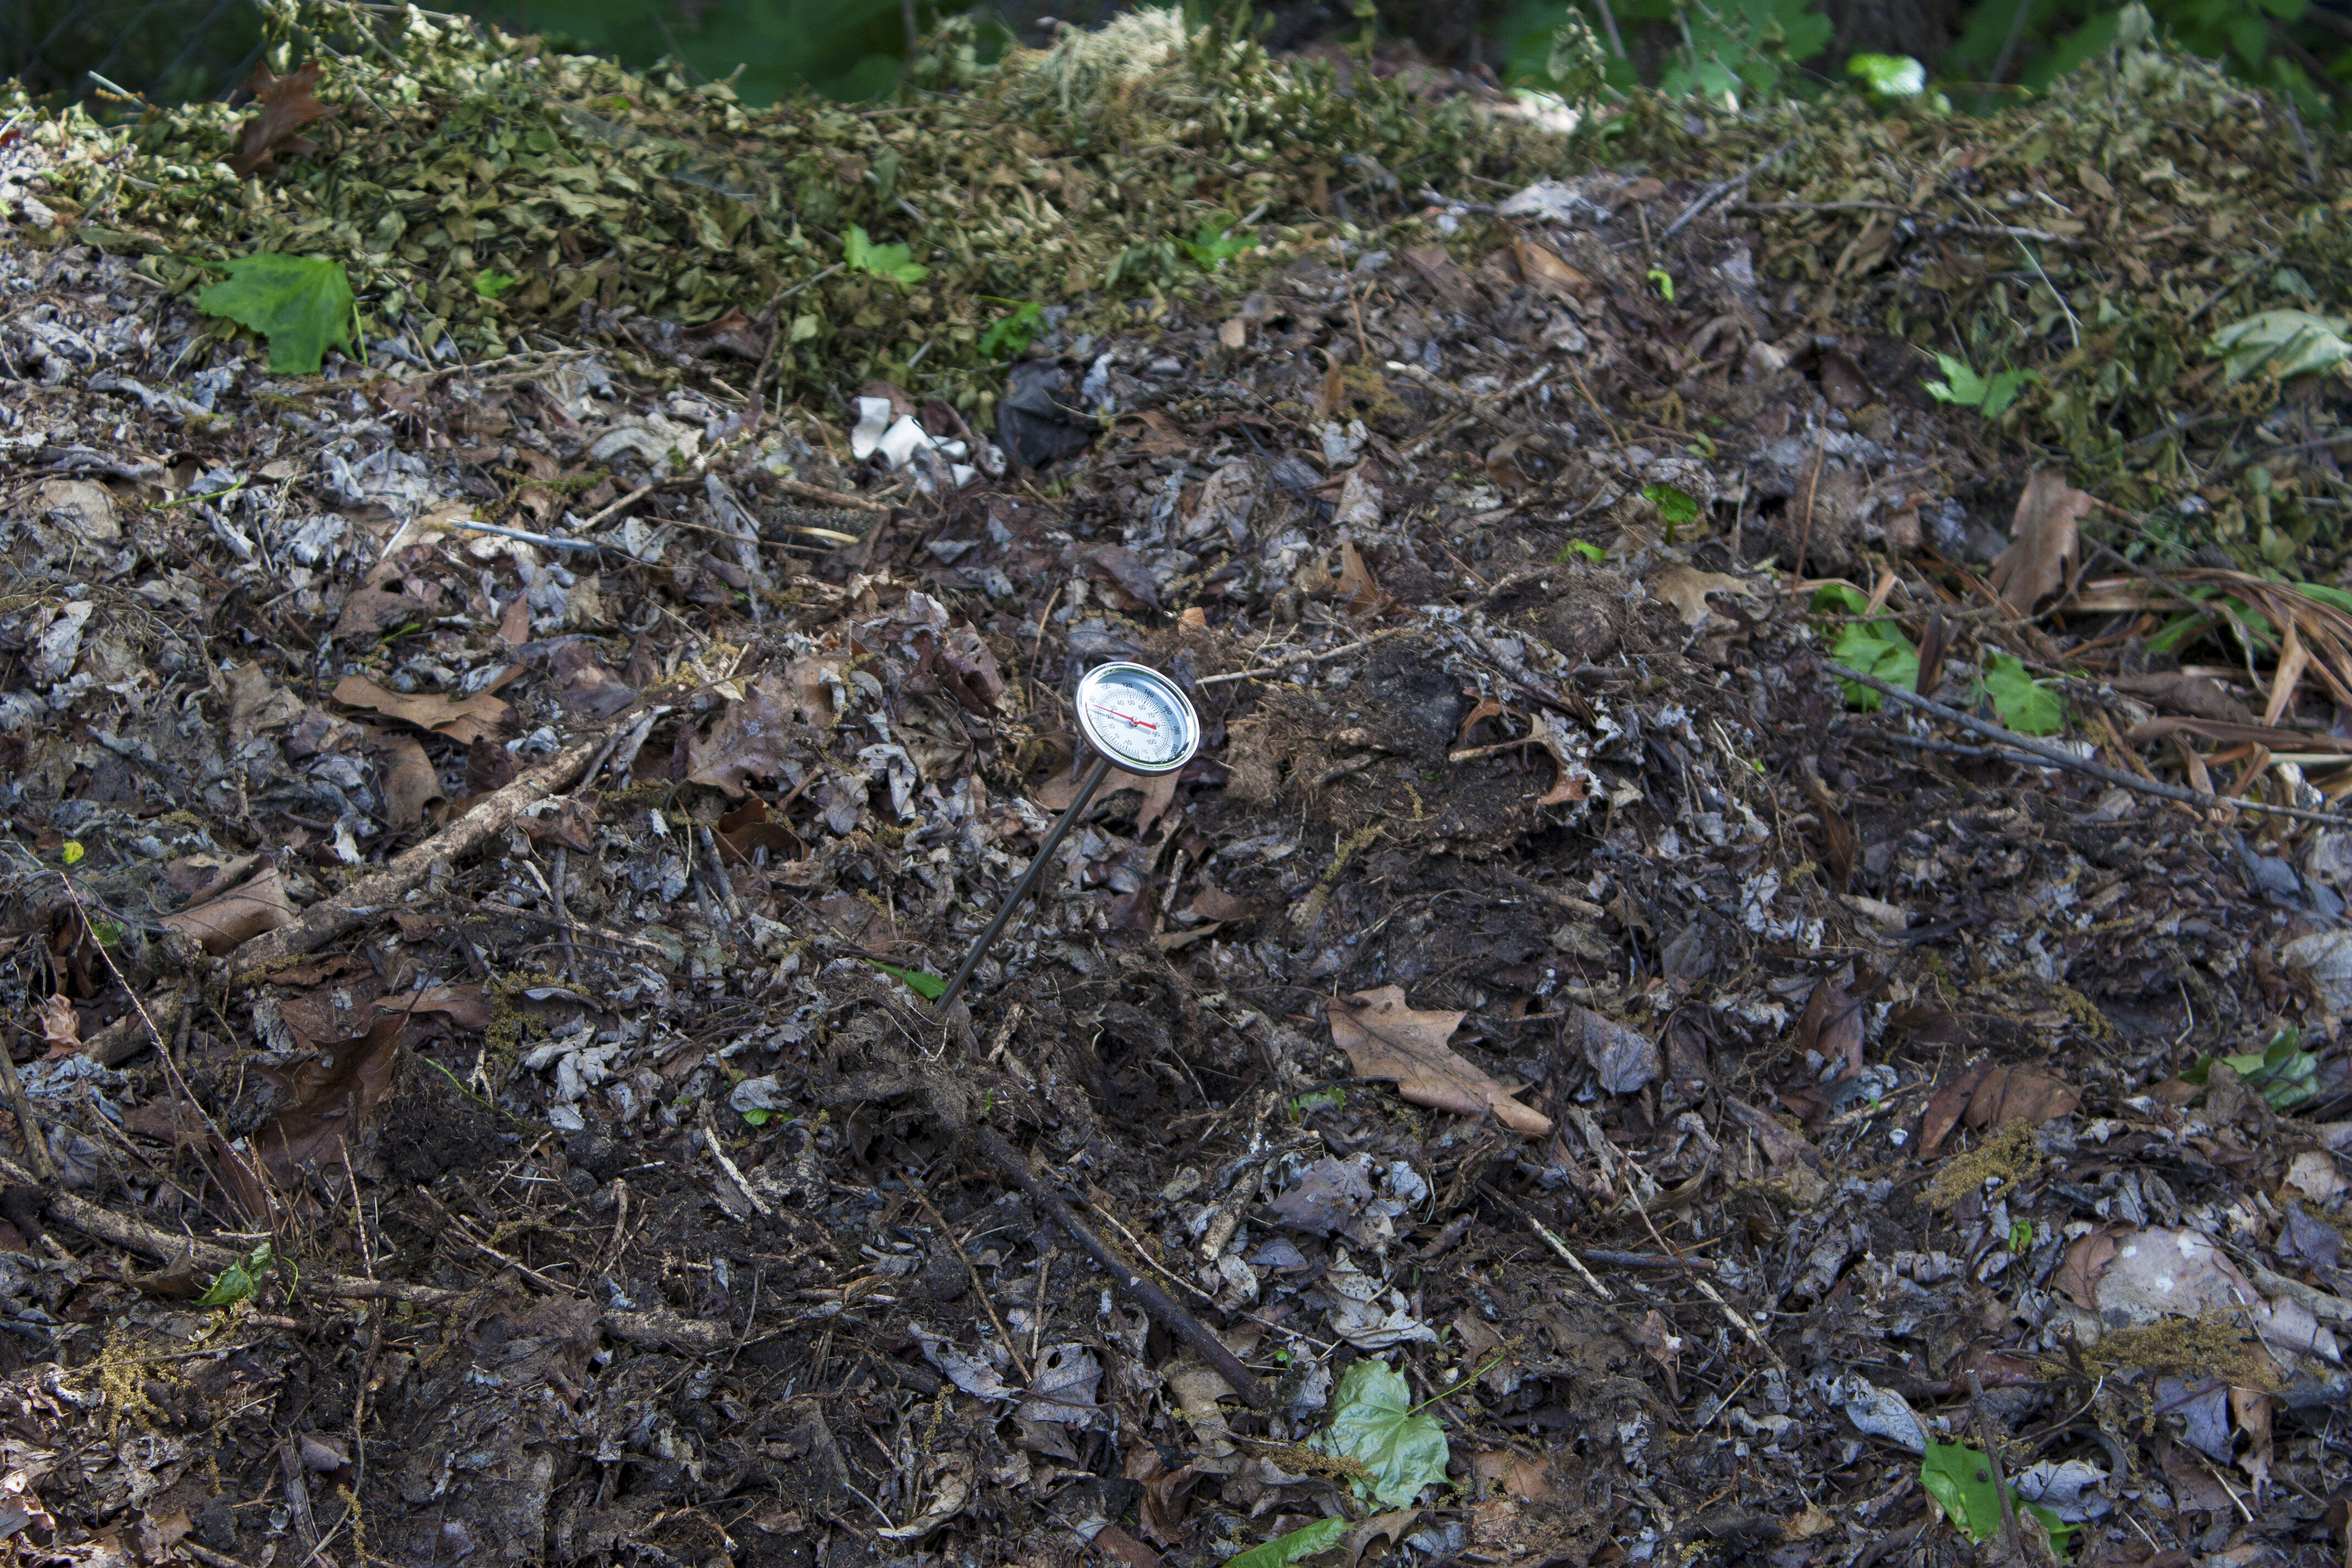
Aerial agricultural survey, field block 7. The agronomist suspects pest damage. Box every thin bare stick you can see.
[0,1036,54,1180]
[978,1128,1267,1407]
[911,1177,1028,1382]
[227,721,617,974]
[1828,661,2352,827]
[1200,625,1413,686]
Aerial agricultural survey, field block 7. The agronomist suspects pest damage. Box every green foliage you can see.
[842,224,928,286]
[1978,653,2067,735]
[1946,0,2352,127]
[1646,266,1675,301]
[194,254,358,375]
[2184,1029,2322,1109]
[467,0,981,106]
[197,1243,288,1308]
[863,957,946,999]
[1287,1086,1348,1118]
[1313,1359,1451,1509]
[1178,213,1256,270]
[475,270,520,300]
[1559,540,1607,563]
[1500,0,1832,106]
[1846,52,1927,95]
[1923,350,2039,420]
[1812,583,1918,709]
[2207,308,2352,382]
[977,298,1046,361]
[742,1108,774,1125]
[1642,481,1700,527]
[1227,1516,1347,1568]
[1920,1440,2078,1557]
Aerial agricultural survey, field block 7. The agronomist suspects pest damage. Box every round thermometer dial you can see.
[1075,662,1200,776]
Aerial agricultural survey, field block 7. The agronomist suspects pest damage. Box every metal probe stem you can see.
[935,751,1115,1015]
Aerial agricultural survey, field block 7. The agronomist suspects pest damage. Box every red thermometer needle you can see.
[1091,703,1157,729]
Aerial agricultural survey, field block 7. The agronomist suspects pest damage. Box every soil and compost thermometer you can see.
[935,662,1201,1012]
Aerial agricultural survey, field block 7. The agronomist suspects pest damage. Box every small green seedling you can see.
[1923,350,2038,420]
[1812,582,1917,710]
[842,225,928,286]
[2184,1029,2321,1110]
[978,298,1046,360]
[1557,540,1607,564]
[1180,214,1255,270]
[2008,1219,2034,1254]
[1642,482,1701,538]
[1647,267,1675,302]
[475,270,519,300]
[197,1243,289,1308]
[1977,653,2066,736]
[1227,1516,1346,1568]
[863,957,947,1000]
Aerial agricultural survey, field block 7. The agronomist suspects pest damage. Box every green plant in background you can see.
[1920,1439,2079,1558]
[1812,583,1919,709]
[977,298,1046,360]
[1500,0,1833,106]
[2184,1028,2322,1109]
[1178,213,1257,271]
[1945,0,2352,127]
[842,224,928,286]
[1923,350,2039,420]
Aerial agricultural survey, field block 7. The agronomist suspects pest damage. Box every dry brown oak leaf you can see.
[1329,986,1553,1136]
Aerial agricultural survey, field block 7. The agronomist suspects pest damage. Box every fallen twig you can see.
[978,1128,1267,1408]
[0,1153,464,1304]
[1826,661,2352,827]
[227,722,617,974]
[1199,625,1413,687]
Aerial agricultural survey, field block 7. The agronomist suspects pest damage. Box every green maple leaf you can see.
[195,254,357,374]
[1313,1360,1450,1508]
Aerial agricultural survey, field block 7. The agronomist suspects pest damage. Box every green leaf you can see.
[1847,52,1925,95]
[1178,215,1254,270]
[842,224,928,286]
[1920,1440,2078,1558]
[1227,1516,1347,1568]
[1810,581,1872,617]
[978,299,1046,361]
[1646,266,1675,302]
[1979,654,2066,736]
[2184,1029,2321,1109]
[1978,368,2039,420]
[1920,1439,2006,1541]
[475,270,520,300]
[1559,540,1607,563]
[1926,350,1991,406]
[2207,308,2352,382]
[1828,622,1918,710]
[1314,1359,1450,1509]
[195,1243,275,1308]
[863,957,946,1000]
[60,840,84,866]
[741,1108,773,1126]
[1641,482,1701,527]
[194,254,357,375]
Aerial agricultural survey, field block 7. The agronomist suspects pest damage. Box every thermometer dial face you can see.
[1075,662,1200,776]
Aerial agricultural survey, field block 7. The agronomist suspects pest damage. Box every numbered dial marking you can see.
[1075,662,1200,776]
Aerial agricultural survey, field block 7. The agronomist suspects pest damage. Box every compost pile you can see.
[0,8,2350,1568]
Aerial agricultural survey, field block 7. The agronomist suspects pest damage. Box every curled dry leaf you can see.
[373,732,442,830]
[685,672,802,797]
[333,674,515,748]
[39,993,80,1057]
[1562,1005,1661,1095]
[1962,1065,2080,1130]
[230,61,331,179]
[1988,468,2091,613]
[253,1013,404,1179]
[161,865,298,955]
[1652,565,1758,628]
[1329,986,1552,1136]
